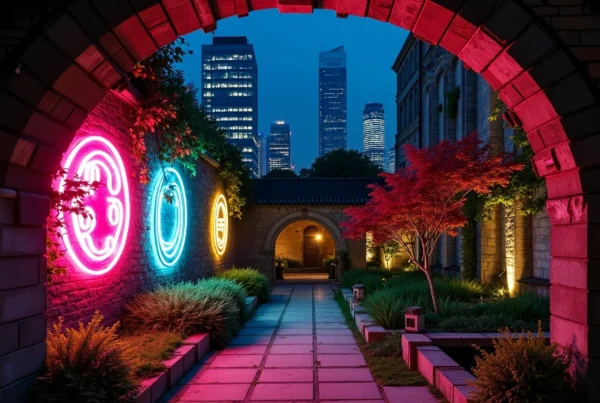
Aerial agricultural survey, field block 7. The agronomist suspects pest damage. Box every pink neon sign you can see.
[58,136,131,275]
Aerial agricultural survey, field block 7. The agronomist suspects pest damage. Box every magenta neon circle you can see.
[58,136,131,275]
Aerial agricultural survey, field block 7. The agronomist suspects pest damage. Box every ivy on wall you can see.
[129,38,249,218]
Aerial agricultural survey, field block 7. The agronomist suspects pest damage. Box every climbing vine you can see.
[46,168,100,283]
[129,38,248,217]
[485,98,547,216]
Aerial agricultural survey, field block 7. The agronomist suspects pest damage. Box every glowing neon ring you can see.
[151,168,188,267]
[213,194,228,256]
[58,136,131,275]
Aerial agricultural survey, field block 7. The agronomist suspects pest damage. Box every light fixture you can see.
[213,194,228,256]
[58,136,131,276]
[151,167,187,267]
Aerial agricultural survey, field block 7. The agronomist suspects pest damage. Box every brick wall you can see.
[46,91,232,329]
[533,210,551,280]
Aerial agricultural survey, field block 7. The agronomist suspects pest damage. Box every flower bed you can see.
[342,270,549,334]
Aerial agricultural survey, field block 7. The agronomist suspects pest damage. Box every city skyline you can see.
[268,121,292,172]
[178,10,403,171]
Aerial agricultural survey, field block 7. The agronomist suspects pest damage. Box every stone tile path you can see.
[167,283,437,402]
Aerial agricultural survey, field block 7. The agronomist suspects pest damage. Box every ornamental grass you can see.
[216,267,270,302]
[122,280,244,348]
[34,312,139,403]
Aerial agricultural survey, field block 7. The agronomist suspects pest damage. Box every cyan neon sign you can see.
[151,167,188,267]
[58,136,131,275]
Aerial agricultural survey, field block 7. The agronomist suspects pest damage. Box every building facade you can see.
[362,103,385,169]
[202,36,259,177]
[387,147,396,173]
[257,132,267,177]
[392,34,551,295]
[267,121,291,172]
[319,46,347,157]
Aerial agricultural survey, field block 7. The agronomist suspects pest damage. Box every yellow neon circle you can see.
[213,194,228,256]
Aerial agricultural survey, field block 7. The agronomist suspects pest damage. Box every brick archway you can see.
[1,0,599,399]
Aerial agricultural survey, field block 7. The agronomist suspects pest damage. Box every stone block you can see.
[0,257,40,291]
[0,342,45,387]
[18,314,45,348]
[140,371,167,403]
[245,296,258,312]
[17,191,50,226]
[0,285,45,324]
[163,354,184,388]
[0,226,46,256]
[173,344,196,374]
[454,384,475,403]
[402,333,433,370]
[0,322,18,356]
[427,333,463,347]
[417,347,461,385]
[135,385,151,403]
[459,333,491,347]
[436,368,475,403]
[0,372,37,403]
[364,325,387,343]
[184,333,210,361]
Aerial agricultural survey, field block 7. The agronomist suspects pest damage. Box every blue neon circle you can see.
[151,168,187,267]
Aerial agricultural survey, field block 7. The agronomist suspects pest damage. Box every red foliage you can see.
[342,133,522,312]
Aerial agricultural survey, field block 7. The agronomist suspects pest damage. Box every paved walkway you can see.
[167,283,437,402]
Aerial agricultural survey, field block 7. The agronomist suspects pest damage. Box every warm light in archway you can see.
[151,167,188,267]
[58,136,131,276]
[213,194,228,256]
[315,234,323,241]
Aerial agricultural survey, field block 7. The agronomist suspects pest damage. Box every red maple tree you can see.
[342,133,522,313]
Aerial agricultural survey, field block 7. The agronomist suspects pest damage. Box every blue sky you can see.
[178,9,409,171]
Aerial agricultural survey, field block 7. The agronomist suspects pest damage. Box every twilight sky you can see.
[178,9,409,171]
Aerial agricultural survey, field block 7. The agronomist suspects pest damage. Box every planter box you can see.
[354,314,375,333]
[173,344,196,373]
[163,353,185,388]
[184,333,210,361]
[436,369,475,403]
[137,371,168,403]
[364,325,387,343]
[402,333,433,370]
[417,347,462,385]
[245,296,258,312]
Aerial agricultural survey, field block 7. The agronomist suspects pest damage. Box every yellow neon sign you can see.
[213,194,228,256]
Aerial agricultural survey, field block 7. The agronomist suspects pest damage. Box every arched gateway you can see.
[0,0,599,399]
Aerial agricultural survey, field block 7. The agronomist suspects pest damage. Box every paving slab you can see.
[251,383,314,400]
[220,345,268,355]
[318,368,374,382]
[209,355,263,368]
[383,386,439,403]
[276,328,313,335]
[178,384,251,401]
[316,354,366,367]
[230,335,272,345]
[193,368,258,384]
[317,335,356,344]
[264,354,314,368]
[270,344,314,354]
[273,335,313,345]
[319,382,382,400]
[258,368,314,383]
[317,344,361,354]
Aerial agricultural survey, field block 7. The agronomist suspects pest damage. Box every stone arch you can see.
[1,0,600,398]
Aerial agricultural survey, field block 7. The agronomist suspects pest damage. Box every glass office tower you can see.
[319,46,347,157]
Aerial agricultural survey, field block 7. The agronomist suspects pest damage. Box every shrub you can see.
[121,331,183,379]
[217,267,270,302]
[123,281,241,348]
[470,325,573,403]
[34,312,138,403]
[482,293,549,321]
[362,287,428,330]
[436,315,541,333]
[196,277,249,320]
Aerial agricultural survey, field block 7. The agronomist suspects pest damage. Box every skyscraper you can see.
[362,103,385,169]
[319,46,347,157]
[201,36,258,177]
[268,121,291,172]
[257,132,267,178]
[388,146,396,173]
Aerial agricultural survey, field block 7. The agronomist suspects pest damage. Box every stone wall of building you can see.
[46,92,232,328]
[234,205,366,280]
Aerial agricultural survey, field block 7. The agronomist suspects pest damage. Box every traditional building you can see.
[392,34,550,295]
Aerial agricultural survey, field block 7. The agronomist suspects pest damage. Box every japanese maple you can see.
[342,133,522,313]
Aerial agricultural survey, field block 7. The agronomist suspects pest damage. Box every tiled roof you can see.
[252,177,383,205]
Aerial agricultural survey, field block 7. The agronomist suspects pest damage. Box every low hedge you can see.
[217,267,270,302]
